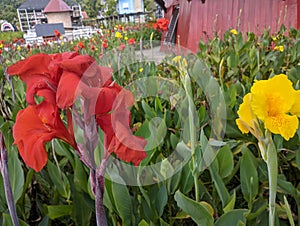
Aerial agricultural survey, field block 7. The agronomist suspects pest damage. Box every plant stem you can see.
[95,155,108,226]
[184,74,199,202]
[266,138,278,226]
[0,133,20,226]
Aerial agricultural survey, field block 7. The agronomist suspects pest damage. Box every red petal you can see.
[56,71,81,108]
[7,54,51,78]
[13,103,76,172]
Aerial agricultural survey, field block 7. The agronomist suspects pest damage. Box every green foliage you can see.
[0,0,23,25]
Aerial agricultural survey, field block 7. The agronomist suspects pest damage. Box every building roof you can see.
[18,0,78,10]
[44,0,72,13]
[81,11,89,19]
[18,0,50,10]
[35,23,65,37]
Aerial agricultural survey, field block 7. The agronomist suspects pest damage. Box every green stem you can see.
[184,74,199,202]
[266,139,278,226]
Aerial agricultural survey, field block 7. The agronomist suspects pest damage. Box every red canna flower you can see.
[0,49,2,54]
[128,38,136,45]
[54,29,61,38]
[77,41,85,49]
[153,18,169,32]
[102,42,108,49]
[8,52,147,171]
[119,43,126,51]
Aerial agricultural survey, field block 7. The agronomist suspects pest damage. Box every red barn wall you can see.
[165,0,299,52]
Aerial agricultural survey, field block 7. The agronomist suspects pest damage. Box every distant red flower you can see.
[128,38,136,45]
[54,29,61,37]
[90,45,96,50]
[119,43,126,51]
[0,49,2,54]
[77,41,85,49]
[73,46,79,52]
[102,42,108,49]
[153,18,169,31]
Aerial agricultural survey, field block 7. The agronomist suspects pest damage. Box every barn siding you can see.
[165,0,299,52]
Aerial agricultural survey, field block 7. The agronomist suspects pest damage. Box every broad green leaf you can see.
[138,219,149,226]
[216,145,233,178]
[111,181,133,225]
[47,161,70,199]
[142,100,157,119]
[223,190,236,213]
[72,191,93,225]
[8,149,24,202]
[159,218,169,226]
[2,213,29,226]
[47,205,73,219]
[214,209,247,226]
[240,148,258,203]
[0,174,6,212]
[74,156,88,193]
[37,216,49,226]
[155,184,168,217]
[296,149,300,170]
[174,190,214,226]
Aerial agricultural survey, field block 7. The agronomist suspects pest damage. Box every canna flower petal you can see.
[264,114,298,140]
[236,93,254,134]
[251,74,295,120]
[95,84,147,165]
[13,102,76,172]
[290,90,300,117]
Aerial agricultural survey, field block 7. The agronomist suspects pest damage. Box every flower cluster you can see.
[236,74,300,140]
[8,52,147,172]
[153,18,169,32]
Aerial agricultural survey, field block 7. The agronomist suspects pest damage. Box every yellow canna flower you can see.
[172,55,181,63]
[274,45,284,52]
[230,29,238,35]
[182,58,188,67]
[139,68,143,73]
[251,74,298,140]
[124,36,128,41]
[0,43,3,49]
[115,31,123,39]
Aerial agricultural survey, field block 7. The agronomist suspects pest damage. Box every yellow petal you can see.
[264,114,298,140]
[236,118,250,134]
[290,90,300,117]
[251,74,296,121]
[236,93,254,133]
